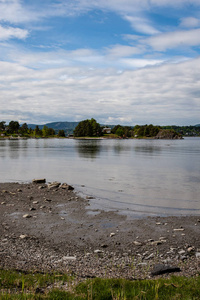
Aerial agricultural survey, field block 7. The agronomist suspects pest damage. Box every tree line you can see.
[73,119,168,138]
[1,119,185,139]
[0,121,66,138]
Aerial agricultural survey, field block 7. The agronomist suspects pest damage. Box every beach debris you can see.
[151,264,181,276]
[173,228,185,231]
[32,178,46,184]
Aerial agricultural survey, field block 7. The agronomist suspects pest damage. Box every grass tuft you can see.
[1,269,200,299]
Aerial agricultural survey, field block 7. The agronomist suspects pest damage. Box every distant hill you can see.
[28,121,79,135]
[28,121,116,135]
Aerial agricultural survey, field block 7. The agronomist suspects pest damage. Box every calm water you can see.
[0,137,199,218]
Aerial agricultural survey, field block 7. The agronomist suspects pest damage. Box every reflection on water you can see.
[75,140,102,159]
[0,137,200,217]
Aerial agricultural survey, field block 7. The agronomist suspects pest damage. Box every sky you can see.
[0,0,200,126]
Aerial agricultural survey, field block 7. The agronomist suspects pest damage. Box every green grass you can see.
[1,269,200,299]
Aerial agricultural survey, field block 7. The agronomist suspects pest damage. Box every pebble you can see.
[151,241,162,246]
[187,247,195,253]
[110,233,115,237]
[133,241,142,246]
[20,234,28,239]
[195,252,200,258]
[145,253,154,260]
[94,249,104,254]
[62,256,76,261]
[178,250,185,255]
[23,214,32,218]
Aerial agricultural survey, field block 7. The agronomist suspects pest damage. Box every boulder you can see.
[151,264,181,276]
[32,179,46,184]
[48,182,61,189]
[60,183,74,190]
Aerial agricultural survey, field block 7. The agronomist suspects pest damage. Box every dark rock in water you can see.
[151,264,181,276]
[32,179,46,184]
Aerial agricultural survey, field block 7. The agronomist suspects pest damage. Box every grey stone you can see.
[60,183,74,190]
[48,182,61,189]
[178,250,185,255]
[195,252,200,258]
[173,228,184,231]
[133,241,142,246]
[145,253,154,260]
[23,214,32,218]
[151,264,181,276]
[32,179,46,184]
[62,256,76,261]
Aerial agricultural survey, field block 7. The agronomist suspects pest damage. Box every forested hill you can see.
[28,121,79,135]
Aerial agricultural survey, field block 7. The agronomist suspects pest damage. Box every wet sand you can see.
[0,181,200,280]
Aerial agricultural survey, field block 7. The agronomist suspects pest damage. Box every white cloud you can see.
[180,17,200,28]
[0,0,37,23]
[0,25,28,40]
[0,57,200,125]
[123,15,160,35]
[105,44,144,58]
[146,28,200,51]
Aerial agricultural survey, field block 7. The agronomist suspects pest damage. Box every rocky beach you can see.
[0,181,200,280]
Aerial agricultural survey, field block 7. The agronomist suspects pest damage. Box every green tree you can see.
[42,125,49,137]
[57,130,66,137]
[74,119,102,137]
[8,121,20,134]
[20,123,28,134]
[0,121,6,131]
[34,125,42,137]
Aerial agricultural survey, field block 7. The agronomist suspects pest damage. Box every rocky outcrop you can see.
[155,129,182,139]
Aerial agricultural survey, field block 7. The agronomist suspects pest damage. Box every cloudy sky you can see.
[0,0,200,126]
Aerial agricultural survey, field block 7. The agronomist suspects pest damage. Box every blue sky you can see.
[0,0,200,125]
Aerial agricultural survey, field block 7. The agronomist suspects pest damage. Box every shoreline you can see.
[0,181,200,280]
